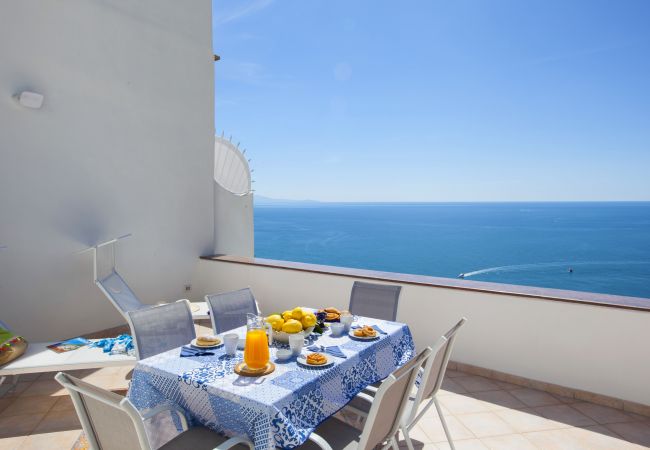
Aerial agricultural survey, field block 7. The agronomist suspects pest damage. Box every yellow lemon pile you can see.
[267,307,317,334]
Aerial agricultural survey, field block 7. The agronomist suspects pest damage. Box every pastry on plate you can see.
[196,334,220,346]
[354,326,377,337]
[306,352,327,365]
[319,307,341,321]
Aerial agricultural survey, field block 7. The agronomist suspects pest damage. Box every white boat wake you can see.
[461,260,650,278]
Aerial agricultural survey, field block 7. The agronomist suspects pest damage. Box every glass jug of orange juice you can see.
[244,313,272,371]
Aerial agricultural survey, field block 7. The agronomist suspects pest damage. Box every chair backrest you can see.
[97,271,146,317]
[349,281,401,321]
[407,317,467,425]
[55,372,151,450]
[127,300,196,360]
[205,288,259,334]
[358,347,431,449]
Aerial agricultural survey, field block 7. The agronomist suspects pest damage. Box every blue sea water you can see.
[254,202,650,299]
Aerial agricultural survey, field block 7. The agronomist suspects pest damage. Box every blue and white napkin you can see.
[307,345,346,359]
[180,346,214,357]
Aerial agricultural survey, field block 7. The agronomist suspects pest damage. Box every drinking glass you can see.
[224,333,238,356]
[289,333,305,356]
[340,314,354,332]
[330,323,345,337]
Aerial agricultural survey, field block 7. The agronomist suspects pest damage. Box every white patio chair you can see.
[297,347,432,450]
[349,281,401,321]
[205,288,261,334]
[348,318,468,450]
[81,235,209,321]
[126,300,196,360]
[55,372,253,450]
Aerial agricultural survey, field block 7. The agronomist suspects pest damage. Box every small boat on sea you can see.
[458,273,465,279]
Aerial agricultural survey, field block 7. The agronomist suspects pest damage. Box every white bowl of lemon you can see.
[267,307,317,344]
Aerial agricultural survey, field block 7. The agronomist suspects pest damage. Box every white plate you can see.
[348,330,380,340]
[296,353,335,368]
[190,338,223,349]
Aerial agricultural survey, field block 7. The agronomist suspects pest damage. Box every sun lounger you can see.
[81,235,208,320]
[0,340,135,395]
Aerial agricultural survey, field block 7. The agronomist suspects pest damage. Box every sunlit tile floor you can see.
[1,325,649,449]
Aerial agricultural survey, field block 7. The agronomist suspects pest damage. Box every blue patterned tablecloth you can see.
[127,317,415,450]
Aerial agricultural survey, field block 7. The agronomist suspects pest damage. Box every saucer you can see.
[234,361,275,377]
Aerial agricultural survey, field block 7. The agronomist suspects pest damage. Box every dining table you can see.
[127,315,415,450]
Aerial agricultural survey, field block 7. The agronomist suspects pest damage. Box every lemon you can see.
[301,312,316,328]
[281,310,293,321]
[282,319,303,334]
[266,314,284,331]
[291,307,303,320]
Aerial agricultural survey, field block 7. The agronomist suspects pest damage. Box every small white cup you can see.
[289,333,305,355]
[340,315,354,332]
[224,333,238,356]
[329,323,345,337]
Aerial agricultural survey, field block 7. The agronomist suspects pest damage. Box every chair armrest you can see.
[343,391,375,418]
[362,384,379,394]
[355,392,375,404]
[215,436,255,449]
[343,405,369,418]
[141,404,189,431]
[307,432,333,450]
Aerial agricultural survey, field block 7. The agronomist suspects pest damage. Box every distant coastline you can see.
[255,196,650,207]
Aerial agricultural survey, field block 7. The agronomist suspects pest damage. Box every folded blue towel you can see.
[180,346,214,357]
[307,345,346,359]
[90,334,134,354]
[351,325,387,335]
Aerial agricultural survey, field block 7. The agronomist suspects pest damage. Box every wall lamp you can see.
[13,91,44,109]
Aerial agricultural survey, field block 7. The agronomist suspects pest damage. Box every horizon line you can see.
[255,198,650,204]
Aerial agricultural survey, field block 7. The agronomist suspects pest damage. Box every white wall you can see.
[213,184,254,257]
[0,0,215,340]
[193,260,650,406]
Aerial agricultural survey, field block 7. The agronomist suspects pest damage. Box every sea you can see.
[254,202,650,299]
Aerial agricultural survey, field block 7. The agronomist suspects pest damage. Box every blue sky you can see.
[213,0,650,202]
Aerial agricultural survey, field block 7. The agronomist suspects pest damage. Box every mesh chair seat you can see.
[349,281,401,321]
[56,372,253,450]
[127,300,196,360]
[160,426,250,450]
[352,318,467,450]
[206,288,259,334]
[296,417,361,449]
[302,348,431,450]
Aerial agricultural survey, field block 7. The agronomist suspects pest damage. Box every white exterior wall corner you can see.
[0,0,215,340]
